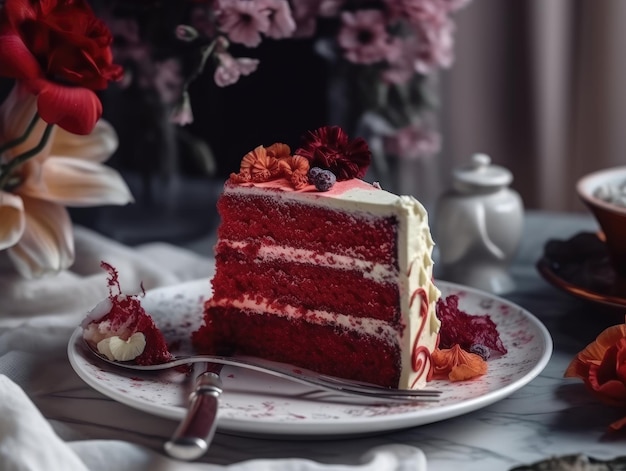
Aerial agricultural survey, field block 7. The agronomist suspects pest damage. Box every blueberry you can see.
[312,169,336,192]
[469,344,490,361]
[308,167,324,180]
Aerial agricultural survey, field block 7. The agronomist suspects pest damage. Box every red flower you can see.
[0,0,123,135]
[295,126,371,180]
[565,321,626,430]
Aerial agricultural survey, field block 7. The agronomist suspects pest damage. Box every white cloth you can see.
[0,226,428,471]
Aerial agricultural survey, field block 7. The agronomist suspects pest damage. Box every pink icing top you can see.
[226,178,379,197]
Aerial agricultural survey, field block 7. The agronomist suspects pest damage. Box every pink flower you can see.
[217,0,271,47]
[337,9,399,65]
[381,36,419,84]
[265,0,296,39]
[214,52,259,87]
[392,0,455,73]
[412,16,455,73]
[383,121,442,160]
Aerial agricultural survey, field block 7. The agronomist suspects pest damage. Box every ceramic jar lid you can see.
[452,153,512,193]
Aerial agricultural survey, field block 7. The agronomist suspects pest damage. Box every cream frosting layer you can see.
[208,296,398,344]
[220,240,398,283]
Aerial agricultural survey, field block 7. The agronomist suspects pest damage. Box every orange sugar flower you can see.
[565,320,626,430]
[265,142,291,160]
[238,145,280,182]
[432,344,487,382]
[278,155,310,189]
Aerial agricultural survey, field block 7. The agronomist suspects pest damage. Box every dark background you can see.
[73,38,332,244]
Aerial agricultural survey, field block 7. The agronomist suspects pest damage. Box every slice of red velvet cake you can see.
[82,262,172,365]
[192,126,441,389]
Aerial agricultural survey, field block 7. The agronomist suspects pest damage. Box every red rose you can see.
[0,0,123,134]
[295,126,371,180]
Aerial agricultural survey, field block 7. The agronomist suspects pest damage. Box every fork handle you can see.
[164,372,223,461]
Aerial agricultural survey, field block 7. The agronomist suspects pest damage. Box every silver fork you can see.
[84,341,441,404]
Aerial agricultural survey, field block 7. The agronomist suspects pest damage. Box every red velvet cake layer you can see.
[192,307,401,388]
[217,193,398,266]
[97,296,172,365]
[212,246,400,322]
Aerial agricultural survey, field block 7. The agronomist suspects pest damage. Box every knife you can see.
[164,362,224,461]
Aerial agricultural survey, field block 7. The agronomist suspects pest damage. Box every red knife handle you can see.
[164,372,223,461]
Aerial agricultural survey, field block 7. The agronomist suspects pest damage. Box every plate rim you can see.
[68,279,553,437]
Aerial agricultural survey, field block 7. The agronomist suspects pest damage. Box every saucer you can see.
[536,232,626,308]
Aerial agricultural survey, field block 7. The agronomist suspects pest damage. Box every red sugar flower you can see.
[565,320,626,431]
[295,126,371,180]
[0,0,123,135]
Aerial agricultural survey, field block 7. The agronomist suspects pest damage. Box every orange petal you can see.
[240,145,280,182]
[565,324,626,379]
[449,361,488,382]
[229,172,251,183]
[266,142,291,160]
[432,345,487,382]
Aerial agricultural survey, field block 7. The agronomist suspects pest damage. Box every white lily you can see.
[0,84,133,278]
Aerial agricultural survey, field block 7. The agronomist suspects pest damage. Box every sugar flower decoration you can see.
[0,85,133,278]
[295,126,371,181]
[565,319,626,431]
[432,344,487,382]
[0,0,123,135]
[229,143,310,190]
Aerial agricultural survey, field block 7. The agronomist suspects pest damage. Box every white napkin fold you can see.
[0,225,214,319]
[0,375,88,471]
[0,373,426,471]
[71,440,427,471]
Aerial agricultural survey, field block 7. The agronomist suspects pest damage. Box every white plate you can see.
[68,279,552,437]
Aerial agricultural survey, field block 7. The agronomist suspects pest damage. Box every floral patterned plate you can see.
[68,279,552,437]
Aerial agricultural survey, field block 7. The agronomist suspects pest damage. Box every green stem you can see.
[0,112,40,156]
[183,38,218,93]
[0,123,54,190]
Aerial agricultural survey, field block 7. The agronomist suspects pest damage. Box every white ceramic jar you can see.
[434,153,524,294]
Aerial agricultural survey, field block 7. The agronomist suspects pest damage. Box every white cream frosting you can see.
[220,240,398,282]
[97,332,146,362]
[210,296,398,343]
[223,179,441,389]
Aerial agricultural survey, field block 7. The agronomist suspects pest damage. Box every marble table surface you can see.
[183,210,626,470]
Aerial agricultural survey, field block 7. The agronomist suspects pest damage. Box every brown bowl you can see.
[577,166,626,277]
